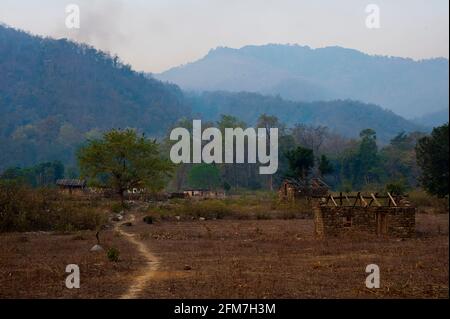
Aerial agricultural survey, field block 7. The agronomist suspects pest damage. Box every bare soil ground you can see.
[0,210,448,299]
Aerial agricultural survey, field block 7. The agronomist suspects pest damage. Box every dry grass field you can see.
[0,198,448,299]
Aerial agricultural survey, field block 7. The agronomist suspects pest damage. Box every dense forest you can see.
[188,91,423,142]
[162,115,436,193]
[0,25,189,170]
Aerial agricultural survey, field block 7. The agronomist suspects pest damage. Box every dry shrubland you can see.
[408,189,449,214]
[145,194,312,222]
[0,187,448,299]
[0,182,108,232]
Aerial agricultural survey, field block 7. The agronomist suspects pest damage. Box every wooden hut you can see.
[56,179,87,195]
[278,177,329,202]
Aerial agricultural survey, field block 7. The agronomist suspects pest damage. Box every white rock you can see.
[90,244,103,252]
[175,216,181,221]
[199,217,206,221]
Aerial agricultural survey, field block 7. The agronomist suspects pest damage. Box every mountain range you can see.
[156,44,449,120]
[413,108,450,128]
[0,24,443,170]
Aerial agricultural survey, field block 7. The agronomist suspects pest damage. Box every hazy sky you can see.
[1,0,448,73]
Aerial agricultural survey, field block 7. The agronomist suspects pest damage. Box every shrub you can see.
[280,212,297,220]
[0,181,107,232]
[256,212,271,220]
[143,216,154,224]
[111,201,129,213]
[409,189,449,213]
[107,247,120,262]
[385,180,407,195]
[148,199,233,219]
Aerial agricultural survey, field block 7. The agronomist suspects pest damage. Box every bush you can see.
[409,189,449,213]
[151,200,232,219]
[143,216,154,224]
[0,181,107,232]
[256,212,271,220]
[386,180,407,195]
[111,201,129,213]
[280,211,297,220]
[107,247,120,262]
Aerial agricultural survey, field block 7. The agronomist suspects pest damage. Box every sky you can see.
[0,0,448,73]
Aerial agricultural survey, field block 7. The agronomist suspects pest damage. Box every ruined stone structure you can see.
[313,193,416,238]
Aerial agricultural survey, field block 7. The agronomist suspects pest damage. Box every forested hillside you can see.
[0,25,189,170]
[0,25,427,172]
[188,91,424,142]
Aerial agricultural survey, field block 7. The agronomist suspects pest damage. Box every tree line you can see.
[1,118,448,200]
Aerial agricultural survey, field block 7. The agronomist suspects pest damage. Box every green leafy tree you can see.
[77,129,173,205]
[336,129,382,189]
[217,114,246,132]
[380,131,424,189]
[0,161,64,187]
[318,154,334,177]
[285,146,314,179]
[416,123,449,197]
[223,181,231,192]
[188,164,221,190]
[216,115,247,189]
[385,180,407,195]
[257,114,283,190]
[361,129,381,182]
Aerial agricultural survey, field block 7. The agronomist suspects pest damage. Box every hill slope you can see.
[189,91,425,143]
[0,26,426,170]
[0,25,189,169]
[413,108,449,128]
[157,44,449,119]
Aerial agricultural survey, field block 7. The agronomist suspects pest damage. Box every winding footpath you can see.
[114,214,160,299]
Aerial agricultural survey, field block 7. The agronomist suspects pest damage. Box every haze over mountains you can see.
[157,44,449,120]
[0,24,442,169]
[413,108,450,128]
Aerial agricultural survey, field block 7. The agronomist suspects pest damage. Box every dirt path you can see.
[114,214,160,299]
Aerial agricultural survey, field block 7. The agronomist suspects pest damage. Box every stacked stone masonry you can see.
[314,205,416,238]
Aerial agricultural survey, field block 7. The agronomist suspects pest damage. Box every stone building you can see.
[313,193,416,238]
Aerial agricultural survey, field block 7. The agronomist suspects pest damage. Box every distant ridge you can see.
[188,91,425,143]
[413,108,449,128]
[156,44,449,119]
[0,25,428,170]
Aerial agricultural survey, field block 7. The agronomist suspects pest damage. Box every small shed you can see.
[279,177,329,202]
[56,179,87,194]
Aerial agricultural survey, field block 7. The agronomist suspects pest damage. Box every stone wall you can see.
[384,208,416,237]
[313,205,415,238]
